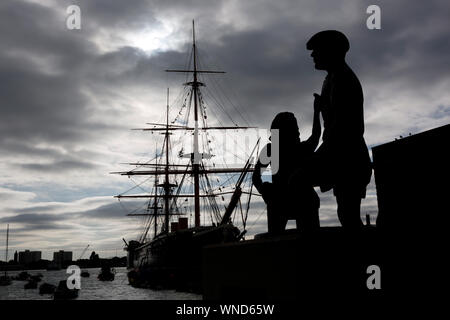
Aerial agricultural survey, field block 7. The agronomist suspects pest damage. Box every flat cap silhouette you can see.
[306,30,350,53]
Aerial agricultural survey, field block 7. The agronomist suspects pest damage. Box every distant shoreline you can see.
[0,256,127,271]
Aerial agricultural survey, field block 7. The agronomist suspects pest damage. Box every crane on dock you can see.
[78,244,90,260]
[78,244,91,278]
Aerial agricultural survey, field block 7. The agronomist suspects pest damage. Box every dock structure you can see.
[373,123,449,231]
[203,124,449,300]
[203,227,382,300]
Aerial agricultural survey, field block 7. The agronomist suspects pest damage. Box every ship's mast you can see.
[153,181,158,236]
[165,20,227,228]
[116,21,256,230]
[191,21,201,227]
[139,147,160,242]
[153,150,159,237]
[164,88,171,232]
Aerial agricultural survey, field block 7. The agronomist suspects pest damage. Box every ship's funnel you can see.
[178,218,188,230]
[171,222,179,232]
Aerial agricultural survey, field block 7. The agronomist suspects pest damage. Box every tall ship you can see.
[114,21,257,292]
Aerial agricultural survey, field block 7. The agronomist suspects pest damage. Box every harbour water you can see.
[0,267,201,300]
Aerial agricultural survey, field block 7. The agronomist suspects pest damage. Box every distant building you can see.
[18,250,42,264]
[53,250,73,264]
[14,251,18,263]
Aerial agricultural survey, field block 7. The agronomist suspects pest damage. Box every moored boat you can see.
[0,275,12,286]
[98,265,115,281]
[24,279,38,289]
[53,280,79,300]
[39,282,56,294]
[13,271,30,281]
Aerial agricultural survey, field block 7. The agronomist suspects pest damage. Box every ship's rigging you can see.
[113,21,261,243]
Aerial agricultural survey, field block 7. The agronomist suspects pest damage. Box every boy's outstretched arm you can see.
[252,143,271,192]
[306,93,322,151]
[252,159,264,193]
[252,144,272,203]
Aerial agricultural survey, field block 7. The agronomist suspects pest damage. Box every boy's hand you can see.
[313,93,323,113]
[261,182,273,204]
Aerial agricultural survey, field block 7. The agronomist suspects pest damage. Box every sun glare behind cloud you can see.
[126,23,180,54]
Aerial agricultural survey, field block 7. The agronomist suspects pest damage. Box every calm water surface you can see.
[0,267,201,300]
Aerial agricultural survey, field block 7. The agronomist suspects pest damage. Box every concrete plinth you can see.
[202,227,382,300]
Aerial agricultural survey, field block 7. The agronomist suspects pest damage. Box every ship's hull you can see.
[126,224,240,292]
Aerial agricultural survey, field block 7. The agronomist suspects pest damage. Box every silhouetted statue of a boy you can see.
[253,108,321,234]
[305,30,372,228]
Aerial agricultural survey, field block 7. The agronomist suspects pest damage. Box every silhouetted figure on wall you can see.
[90,251,99,262]
[306,30,372,228]
[253,109,321,234]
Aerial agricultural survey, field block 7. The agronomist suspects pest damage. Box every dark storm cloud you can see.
[0,0,141,159]
[0,198,127,236]
[84,46,176,90]
[71,0,447,133]
[430,105,450,120]
[191,0,450,130]
[0,51,89,142]
[17,159,95,172]
[0,213,71,232]
[0,1,92,147]
[2,0,449,155]
[1,140,108,173]
[351,1,450,85]
[0,0,194,164]
[12,204,64,215]
[75,201,128,220]
[194,28,320,127]
[1,141,67,159]
[0,213,66,224]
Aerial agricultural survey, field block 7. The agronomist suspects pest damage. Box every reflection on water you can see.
[0,267,201,300]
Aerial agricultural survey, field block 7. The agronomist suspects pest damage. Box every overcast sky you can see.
[0,0,449,260]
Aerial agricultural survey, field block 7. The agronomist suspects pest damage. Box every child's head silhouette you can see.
[271,112,300,139]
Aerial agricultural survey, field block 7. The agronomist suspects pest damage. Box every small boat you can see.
[30,274,43,282]
[24,279,38,289]
[13,271,30,281]
[0,225,12,286]
[0,275,12,286]
[98,266,115,281]
[39,282,56,294]
[46,262,61,271]
[80,270,90,277]
[53,280,79,300]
